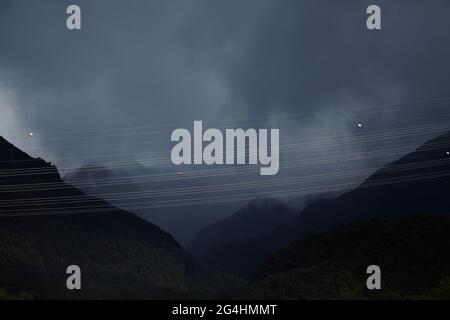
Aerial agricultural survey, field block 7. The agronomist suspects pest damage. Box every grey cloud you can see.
[183,0,450,117]
[0,0,449,177]
[0,0,228,166]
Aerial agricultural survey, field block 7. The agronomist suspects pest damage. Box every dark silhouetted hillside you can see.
[0,137,242,299]
[200,131,450,279]
[241,213,450,299]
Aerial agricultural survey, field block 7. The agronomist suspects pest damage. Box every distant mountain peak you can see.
[188,197,297,256]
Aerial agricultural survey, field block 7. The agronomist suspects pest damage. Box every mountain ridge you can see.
[0,136,242,299]
[200,131,450,279]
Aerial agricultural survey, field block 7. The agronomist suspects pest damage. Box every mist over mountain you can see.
[0,137,242,299]
[64,163,243,245]
[200,131,450,278]
[1,129,449,299]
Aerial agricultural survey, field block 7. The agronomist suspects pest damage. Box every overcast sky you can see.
[0,0,449,181]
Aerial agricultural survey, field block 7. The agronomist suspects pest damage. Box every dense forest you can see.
[240,213,450,299]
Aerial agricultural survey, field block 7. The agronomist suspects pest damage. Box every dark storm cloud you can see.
[0,0,228,165]
[178,0,450,180]
[0,0,449,171]
[182,0,450,116]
